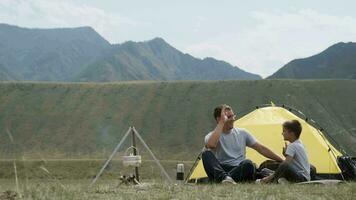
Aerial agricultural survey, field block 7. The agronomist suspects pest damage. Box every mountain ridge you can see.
[268,42,356,79]
[0,24,261,81]
[0,23,111,81]
[75,36,261,81]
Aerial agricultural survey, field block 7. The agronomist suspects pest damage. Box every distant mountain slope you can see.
[0,24,260,81]
[75,38,261,81]
[0,23,111,81]
[268,42,356,79]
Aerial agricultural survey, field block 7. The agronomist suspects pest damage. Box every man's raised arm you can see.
[206,107,227,149]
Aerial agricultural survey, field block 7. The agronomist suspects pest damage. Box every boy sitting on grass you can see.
[261,120,310,183]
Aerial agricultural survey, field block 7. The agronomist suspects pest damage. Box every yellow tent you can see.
[186,105,342,182]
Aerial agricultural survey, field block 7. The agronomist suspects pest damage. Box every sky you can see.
[1,0,356,77]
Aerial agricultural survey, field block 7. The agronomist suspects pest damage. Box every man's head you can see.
[282,120,302,142]
[213,104,235,130]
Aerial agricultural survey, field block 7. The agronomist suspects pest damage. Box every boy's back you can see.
[285,139,311,181]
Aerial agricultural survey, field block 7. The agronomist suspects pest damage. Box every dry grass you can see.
[0,179,355,200]
[0,160,354,199]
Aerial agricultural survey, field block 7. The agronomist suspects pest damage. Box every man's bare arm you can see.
[206,106,228,149]
[250,142,284,162]
[206,122,224,149]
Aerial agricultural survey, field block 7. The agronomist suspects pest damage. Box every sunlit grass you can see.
[1,159,354,199]
[0,179,355,200]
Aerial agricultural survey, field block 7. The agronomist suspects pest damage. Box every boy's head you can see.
[282,120,302,141]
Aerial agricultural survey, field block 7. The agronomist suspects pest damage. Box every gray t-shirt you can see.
[204,128,257,166]
[285,139,311,181]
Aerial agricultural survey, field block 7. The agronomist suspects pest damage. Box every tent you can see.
[186,104,344,183]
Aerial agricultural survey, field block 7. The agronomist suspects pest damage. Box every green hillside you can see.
[268,42,356,79]
[0,80,355,159]
[0,64,15,80]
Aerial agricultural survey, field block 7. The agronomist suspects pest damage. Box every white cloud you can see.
[193,16,206,33]
[184,9,356,77]
[0,0,138,43]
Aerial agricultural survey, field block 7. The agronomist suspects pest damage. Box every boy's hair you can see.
[213,104,231,121]
[283,120,302,138]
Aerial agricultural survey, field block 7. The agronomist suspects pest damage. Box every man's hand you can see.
[206,106,231,149]
[218,106,228,124]
[219,106,236,124]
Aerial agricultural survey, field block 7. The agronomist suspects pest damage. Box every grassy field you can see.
[0,160,193,180]
[0,179,355,200]
[0,80,356,199]
[0,80,356,159]
[0,158,355,199]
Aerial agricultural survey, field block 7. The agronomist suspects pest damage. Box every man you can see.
[203,104,283,184]
[261,120,310,183]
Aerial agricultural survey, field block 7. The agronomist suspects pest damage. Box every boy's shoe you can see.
[277,178,289,184]
[222,176,236,184]
[255,179,262,184]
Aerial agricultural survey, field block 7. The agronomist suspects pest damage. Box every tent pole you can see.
[131,128,140,181]
[184,147,205,183]
[316,129,345,180]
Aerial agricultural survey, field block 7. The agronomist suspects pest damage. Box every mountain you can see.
[268,42,356,79]
[75,38,261,81]
[0,24,261,81]
[0,23,111,81]
[0,80,355,158]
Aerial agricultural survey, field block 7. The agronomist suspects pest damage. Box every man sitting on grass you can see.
[261,120,311,183]
[203,104,283,184]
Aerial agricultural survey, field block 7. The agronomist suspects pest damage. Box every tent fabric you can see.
[188,158,206,180]
[186,105,342,182]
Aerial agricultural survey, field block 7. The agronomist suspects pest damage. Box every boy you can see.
[261,120,310,183]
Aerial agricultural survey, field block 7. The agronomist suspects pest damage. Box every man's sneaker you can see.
[277,177,289,184]
[222,176,236,184]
